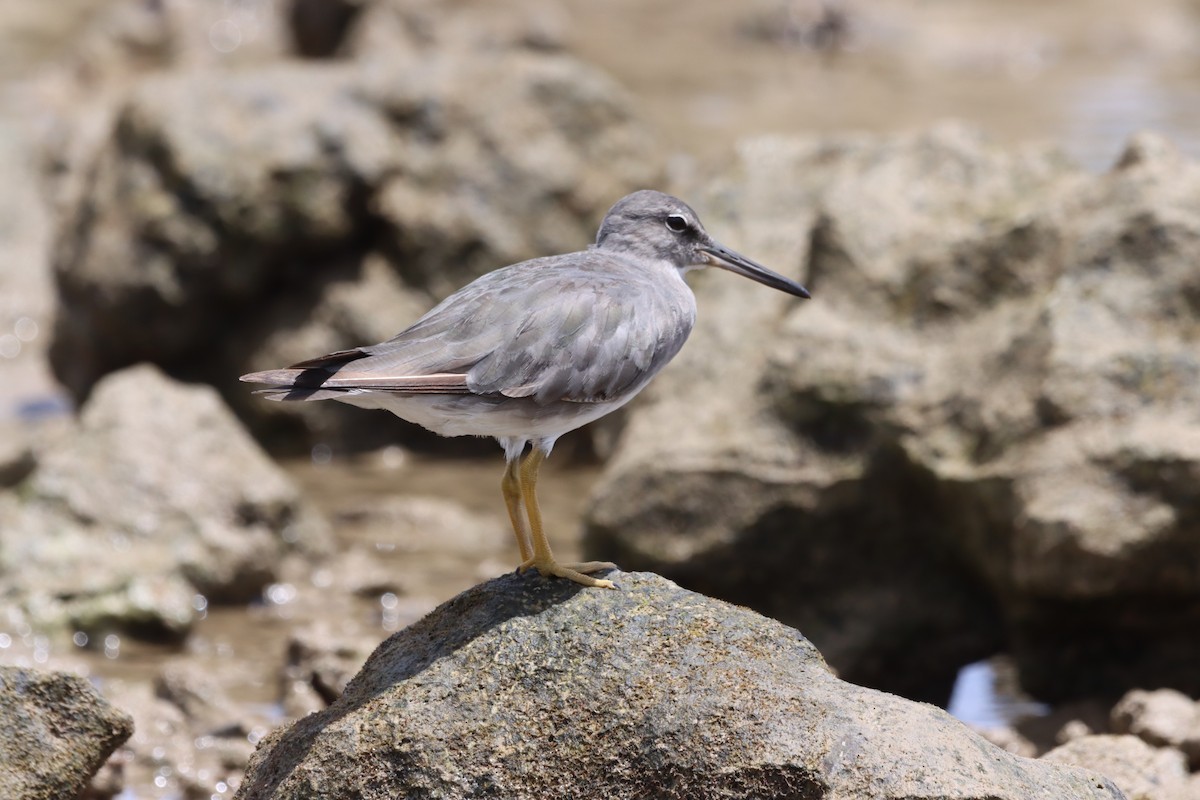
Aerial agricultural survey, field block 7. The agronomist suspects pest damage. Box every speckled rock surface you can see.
[236,571,1125,800]
[0,666,133,800]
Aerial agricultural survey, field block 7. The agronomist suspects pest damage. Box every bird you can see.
[241,190,810,589]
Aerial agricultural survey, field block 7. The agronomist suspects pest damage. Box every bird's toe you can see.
[521,558,617,589]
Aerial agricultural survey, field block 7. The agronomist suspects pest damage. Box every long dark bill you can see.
[701,242,811,299]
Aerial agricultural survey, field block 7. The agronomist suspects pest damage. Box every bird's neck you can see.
[592,243,691,284]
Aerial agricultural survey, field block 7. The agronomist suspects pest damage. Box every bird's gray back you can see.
[353,250,697,405]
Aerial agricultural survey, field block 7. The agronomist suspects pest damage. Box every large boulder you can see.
[584,127,1200,702]
[0,666,133,800]
[0,364,330,641]
[234,570,1124,800]
[46,25,659,449]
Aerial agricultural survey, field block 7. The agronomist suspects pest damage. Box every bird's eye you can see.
[665,214,689,233]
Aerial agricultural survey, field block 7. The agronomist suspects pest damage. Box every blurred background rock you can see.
[2,1,1200,798]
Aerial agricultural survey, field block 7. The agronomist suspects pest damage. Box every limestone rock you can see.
[0,430,35,487]
[0,364,330,640]
[1111,689,1200,770]
[282,621,379,707]
[584,128,1200,701]
[155,660,250,737]
[47,39,658,453]
[235,571,1123,800]
[0,666,133,800]
[1044,735,1189,800]
[102,674,264,800]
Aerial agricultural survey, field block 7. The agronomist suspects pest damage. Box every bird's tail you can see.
[241,365,471,401]
[240,368,349,403]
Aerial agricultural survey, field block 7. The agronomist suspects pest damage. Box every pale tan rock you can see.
[1112,689,1200,769]
[585,128,1200,701]
[1045,734,1188,800]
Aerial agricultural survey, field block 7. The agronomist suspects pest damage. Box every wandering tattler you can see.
[241,190,810,588]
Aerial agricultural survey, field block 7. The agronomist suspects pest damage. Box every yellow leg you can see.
[516,446,617,589]
[501,459,533,563]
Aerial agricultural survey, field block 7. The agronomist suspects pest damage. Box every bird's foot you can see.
[518,558,618,589]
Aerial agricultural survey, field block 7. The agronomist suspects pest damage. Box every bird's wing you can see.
[317,253,696,405]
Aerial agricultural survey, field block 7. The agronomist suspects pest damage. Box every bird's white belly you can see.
[333,389,635,440]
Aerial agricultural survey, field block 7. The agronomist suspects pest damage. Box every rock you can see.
[1044,735,1189,800]
[287,0,368,57]
[1111,689,1200,769]
[299,487,507,606]
[83,751,129,800]
[155,660,250,737]
[1060,719,1101,745]
[0,666,133,800]
[584,128,1200,701]
[343,0,569,61]
[0,430,35,487]
[1170,777,1200,800]
[282,621,379,707]
[978,726,1038,758]
[0,40,60,436]
[101,676,264,800]
[587,126,1066,701]
[62,0,290,81]
[235,571,1123,800]
[1012,699,1114,755]
[741,0,855,51]
[317,547,406,599]
[46,35,658,452]
[329,494,510,560]
[57,574,197,643]
[0,364,330,641]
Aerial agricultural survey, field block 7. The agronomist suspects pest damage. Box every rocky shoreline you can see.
[3,1,1200,798]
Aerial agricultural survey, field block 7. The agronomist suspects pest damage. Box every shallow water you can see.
[66,450,602,705]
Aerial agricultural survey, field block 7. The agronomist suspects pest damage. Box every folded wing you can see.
[240,253,695,405]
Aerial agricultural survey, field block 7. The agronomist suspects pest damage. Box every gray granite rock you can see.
[0,666,133,800]
[236,571,1124,800]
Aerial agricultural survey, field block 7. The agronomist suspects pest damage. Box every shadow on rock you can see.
[238,569,593,798]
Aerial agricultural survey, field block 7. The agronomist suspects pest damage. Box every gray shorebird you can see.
[241,190,810,588]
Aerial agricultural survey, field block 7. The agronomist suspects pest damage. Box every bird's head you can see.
[595,190,811,299]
